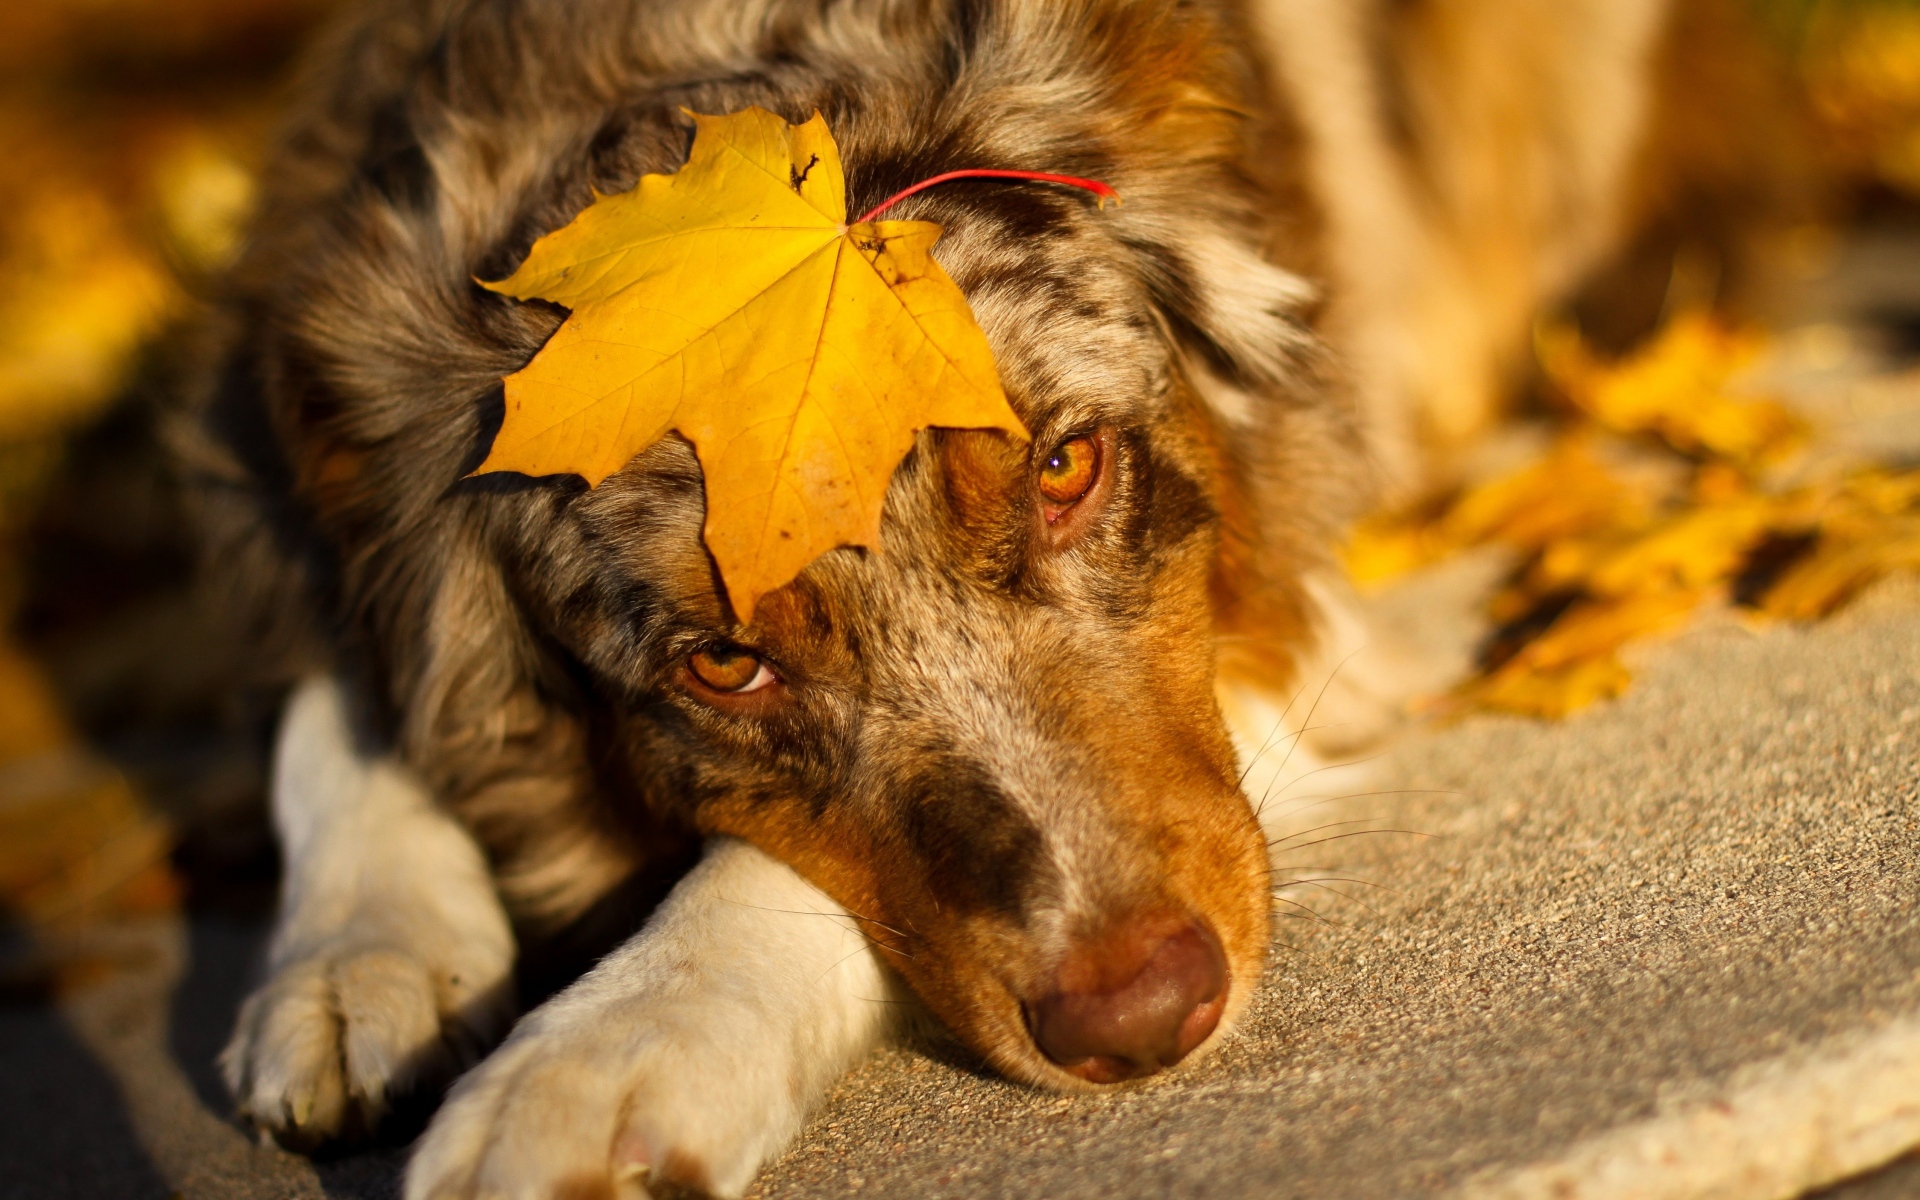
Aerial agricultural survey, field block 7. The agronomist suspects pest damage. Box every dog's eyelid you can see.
[686,641,785,696]
[1033,425,1117,545]
[734,661,781,692]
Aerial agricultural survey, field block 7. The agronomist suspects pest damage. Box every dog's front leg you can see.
[222,676,517,1144]
[405,836,902,1200]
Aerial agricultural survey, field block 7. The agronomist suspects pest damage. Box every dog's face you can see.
[226,0,1346,1095]
[550,216,1274,1085]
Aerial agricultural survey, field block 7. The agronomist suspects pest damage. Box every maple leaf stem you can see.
[854,170,1119,224]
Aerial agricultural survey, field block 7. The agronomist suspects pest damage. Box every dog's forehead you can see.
[933,208,1170,432]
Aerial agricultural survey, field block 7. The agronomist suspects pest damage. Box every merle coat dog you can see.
[191,0,1795,1194]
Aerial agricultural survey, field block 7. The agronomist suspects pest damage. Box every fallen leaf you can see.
[0,646,178,936]
[1460,655,1633,721]
[1341,436,1655,589]
[1513,588,1705,674]
[1346,306,1920,721]
[1763,517,1920,619]
[1581,496,1777,598]
[1760,472,1920,619]
[479,107,1027,621]
[1803,2,1920,195]
[1538,313,1805,465]
[1443,437,1655,551]
[0,189,176,441]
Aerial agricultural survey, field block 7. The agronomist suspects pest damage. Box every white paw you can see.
[406,838,899,1200]
[222,942,510,1146]
[406,991,816,1200]
[228,675,518,1147]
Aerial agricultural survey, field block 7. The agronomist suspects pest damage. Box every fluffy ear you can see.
[1175,230,1317,388]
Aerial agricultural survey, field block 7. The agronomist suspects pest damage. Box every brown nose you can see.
[1025,917,1228,1084]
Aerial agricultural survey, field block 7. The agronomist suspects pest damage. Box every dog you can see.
[185,0,1799,1195]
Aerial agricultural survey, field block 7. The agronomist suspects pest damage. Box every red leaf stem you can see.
[854,169,1119,225]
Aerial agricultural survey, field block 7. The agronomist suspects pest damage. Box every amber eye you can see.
[1037,436,1099,507]
[688,644,778,694]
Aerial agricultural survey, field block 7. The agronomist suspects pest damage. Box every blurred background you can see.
[1,0,1920,1184]
[0,0,335,970]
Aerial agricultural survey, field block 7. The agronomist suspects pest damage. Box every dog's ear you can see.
[1156,229,1317,392]
[1076,0,1318,391]
[1183,231,1317,384]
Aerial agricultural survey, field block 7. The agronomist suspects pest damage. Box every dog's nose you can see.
[1025,917,1227,1084]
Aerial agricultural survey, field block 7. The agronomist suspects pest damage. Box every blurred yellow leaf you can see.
[1538,313,1805,465]
[1459,590,1698,720]
[153,137,255,273]
[1759,472,1920,619]
[1515,588,1706,673]
[1582,495,1777,597]
[0,646,179,935]
[0,190,177,441]
[1348,302,1920,722]
[1803,1,1920,195]
[1460,656,1633,721]
[1341,516,1436,588]
[1342,437,1654,589]
[1445,437,1654,549]
[1763,517,1920,619]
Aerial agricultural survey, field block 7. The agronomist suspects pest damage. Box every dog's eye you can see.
[1037,436,1099,509]
[687,645,778,694]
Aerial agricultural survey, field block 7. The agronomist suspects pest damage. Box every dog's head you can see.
[207,0,1354,1090]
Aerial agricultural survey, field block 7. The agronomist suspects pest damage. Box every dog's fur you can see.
[186,0,1798,1194]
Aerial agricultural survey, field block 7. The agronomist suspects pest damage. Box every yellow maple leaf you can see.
[1339,436,1654,590]
[1461,655,1632,721]
[1351,299,1920,722]
[478,107,1028,621]
[1513,587,1704,673]
[1760,471,1920,620]
[1537,313,1805,465]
